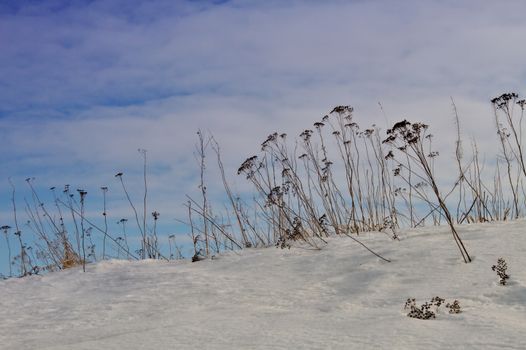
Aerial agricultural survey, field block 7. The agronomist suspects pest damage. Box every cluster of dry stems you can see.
[2,93,525,277]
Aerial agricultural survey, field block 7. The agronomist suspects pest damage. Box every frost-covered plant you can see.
[492,258,510,285]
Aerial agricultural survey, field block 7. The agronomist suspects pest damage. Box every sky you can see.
[1,0,526,273]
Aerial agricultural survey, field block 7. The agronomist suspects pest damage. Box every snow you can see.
[1,220,525,349]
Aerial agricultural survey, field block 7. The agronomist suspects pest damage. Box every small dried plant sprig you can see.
[1,225,13,277]
[491,92,526,219]
[77,189,87,272]
[404,298,435,320]
[446,300,462,314]
[101,186,109,260]
[492,258,510,285]
[405,296,460,320]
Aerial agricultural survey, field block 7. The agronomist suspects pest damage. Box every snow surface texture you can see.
[1,220,525,349]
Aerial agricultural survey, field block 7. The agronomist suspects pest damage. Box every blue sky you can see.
[1,0,526,275]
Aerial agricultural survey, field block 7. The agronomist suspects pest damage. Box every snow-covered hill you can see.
[1,220,525,349]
